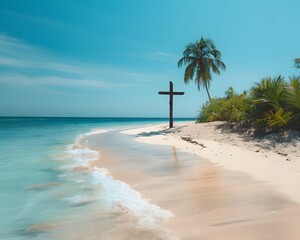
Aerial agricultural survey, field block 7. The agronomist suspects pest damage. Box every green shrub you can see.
[197,87,252,123]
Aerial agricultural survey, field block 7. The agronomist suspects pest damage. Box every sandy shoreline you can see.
[114,121,300,239]
[78,122,300,239]
[122,121,300,203]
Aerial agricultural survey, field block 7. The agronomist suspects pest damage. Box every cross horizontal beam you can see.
[158,91,185,95]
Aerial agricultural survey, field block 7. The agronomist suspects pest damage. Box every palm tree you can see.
[178,37,226,102]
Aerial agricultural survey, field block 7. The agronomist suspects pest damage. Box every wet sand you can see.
[85,129,300,240]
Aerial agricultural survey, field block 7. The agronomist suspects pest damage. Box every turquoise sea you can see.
[0,117,193,240]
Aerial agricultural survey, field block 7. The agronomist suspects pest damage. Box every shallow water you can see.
[0,117,192,240]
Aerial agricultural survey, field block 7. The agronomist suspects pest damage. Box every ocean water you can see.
[0,117,193,240]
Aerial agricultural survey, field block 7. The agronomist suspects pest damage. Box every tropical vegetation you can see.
[197,75,300,133]
[178,37,226,102]
[197,87,251,123]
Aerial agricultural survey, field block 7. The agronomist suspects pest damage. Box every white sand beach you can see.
[116,121,300,239]
[76,122,300,240]
[122,121,300,203]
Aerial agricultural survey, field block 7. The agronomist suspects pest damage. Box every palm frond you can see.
[183,43,194,54]
[251,76,286,110]
[177,56,196,68]
[213,58,226,70]
[204,38,215,49]
[213,49,221,58]
[211,64,221,75]
[284,77,300,111]
[262,108,292,128]
[294,58,300,69]
[184,62,197,84]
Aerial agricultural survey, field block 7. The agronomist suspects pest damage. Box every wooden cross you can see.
[158,81,184,128]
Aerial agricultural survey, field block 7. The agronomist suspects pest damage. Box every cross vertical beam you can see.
[158,81,184,128]
[169,81,173,128]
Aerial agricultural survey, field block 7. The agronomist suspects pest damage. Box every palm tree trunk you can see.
[204,83,212,102]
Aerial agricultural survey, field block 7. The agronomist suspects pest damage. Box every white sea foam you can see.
[62,131,178,238]
[72,128,109,148]
[91,167,174,227]
[84,129,109,136]
[64,128,109,165]
[64,145,99,164]
[65,194,96,206]
[66,194,86,203]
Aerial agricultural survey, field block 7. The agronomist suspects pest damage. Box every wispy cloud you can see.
[0,8,77,36]
[0,33,164,91]
[122,50,179,64]
[0,73,118,89]
[147,51,178,63]
[152,51,176,57]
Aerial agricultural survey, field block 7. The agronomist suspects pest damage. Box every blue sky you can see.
[0,0,299,117]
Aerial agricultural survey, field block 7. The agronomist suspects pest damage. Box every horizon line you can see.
[0,116,196,119]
